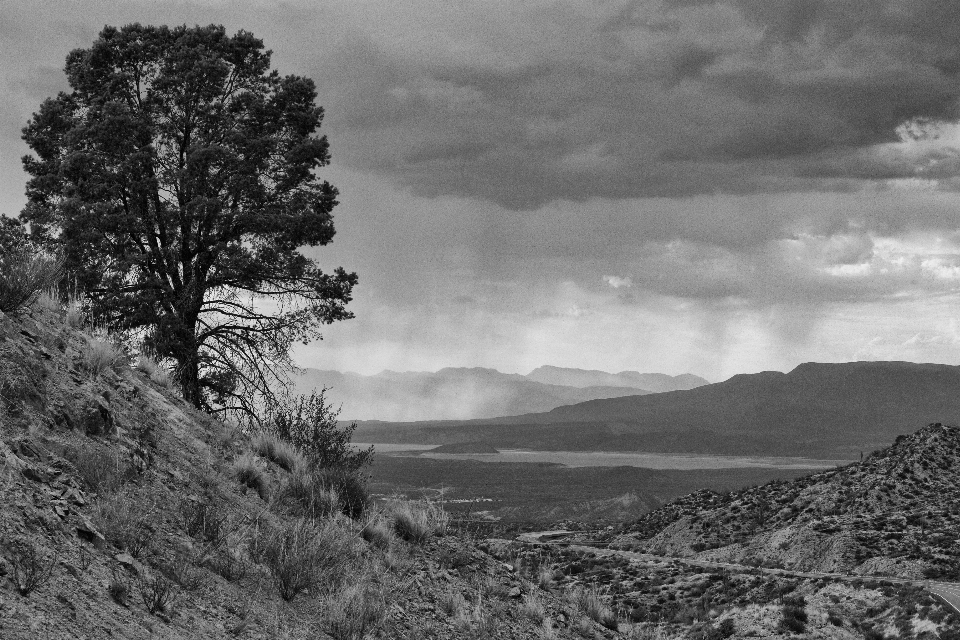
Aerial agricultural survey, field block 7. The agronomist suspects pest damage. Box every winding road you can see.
[517,532,960,614]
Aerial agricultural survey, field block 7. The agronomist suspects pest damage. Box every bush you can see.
[571,587,617,630]
[391,499,449,544]
[265,390,373,472]
[232,452,270,500]
[251,433,303,472]
[180,499,236,558]
[779,595,808,634]
[257,518,353,601]
[6,539,57,596]
[0,221,62,315]
[137,572,178,615]
[321,584,387,640]
[66,444,138,493]
[276,471,340,519]
[83,337,125,376]
[315,467,370,519]
[521,592,546,623]
[360,516,395,550]
[93,491,155,557]
[135,355,174,389]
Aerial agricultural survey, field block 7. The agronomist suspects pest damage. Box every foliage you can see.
[6,539,57,596]
[21,23,357,414]
[321,584,387,640]
[0,218,62,315]
[256,518,352,601]
[251,432,303,472]
[390,499,449,544]
[266,390,373,472]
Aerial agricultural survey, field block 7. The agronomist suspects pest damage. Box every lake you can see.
[354,444,851,470]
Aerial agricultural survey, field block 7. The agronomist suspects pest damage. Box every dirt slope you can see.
[0,301,621,639]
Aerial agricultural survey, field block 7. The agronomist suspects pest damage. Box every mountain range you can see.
[292,366,708,421]
[354,361,960,458]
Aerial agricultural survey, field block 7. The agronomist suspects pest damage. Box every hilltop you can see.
[357,361,960,458]
[611,423,960,579]
[0,299,623,639]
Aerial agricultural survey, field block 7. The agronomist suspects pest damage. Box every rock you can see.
[22,466,53,484]
[76,517,106,549]
[78,396,113,436]
[508,586,522,598]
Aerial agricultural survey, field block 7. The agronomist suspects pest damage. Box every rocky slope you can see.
[0,299,623,639]
[611,423,960,579]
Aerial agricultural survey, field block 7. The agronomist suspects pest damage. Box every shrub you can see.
[257,518,353,601]
[521,592,546,623]
[321,584,387,640]
[6,539,57,596]
[232,452,269,500]
[66,444,137,493]
[93,491,155,557]
[360,516,395,550]
[315,467,370,519]
[572,587,617,630]
[0,221,62,315]
[391,499,449,544]
[265,390,373,472]
[439,589,467,617]
[137,572,178,615]
[83,337,125,376]
[276,471,340,519]
[64,297,84,328]
[180,499,236,558]
[779,595,807,634]
[251,433,303,472]
[108,567,130,606]
[135,355,174,389]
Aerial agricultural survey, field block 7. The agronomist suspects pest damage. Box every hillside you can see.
[0,300,623,639]
[611,423,960,579]
[357,361,960,458]
[525,366,708,392]
[292,367,651,421]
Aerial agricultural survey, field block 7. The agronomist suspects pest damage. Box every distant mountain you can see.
[291,367,652,421]
[354,361,960,458]
[526,366,708,392]
[614,423,960,578]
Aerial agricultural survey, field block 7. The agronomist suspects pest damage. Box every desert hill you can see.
[526,366,708,392]
[291,366,653,421]
[356,361,960,458]
[0,300,620,639]
[612,423,960,579]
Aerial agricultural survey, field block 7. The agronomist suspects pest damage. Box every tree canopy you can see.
[21,24,357,415]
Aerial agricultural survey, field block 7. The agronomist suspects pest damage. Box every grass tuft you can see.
[257,518,354,601]
[232,452,270,500]
[83,337,125,376]
[251,432,303,472]
[390,499,449,544]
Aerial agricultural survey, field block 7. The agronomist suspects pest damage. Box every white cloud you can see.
[603,275,632,289]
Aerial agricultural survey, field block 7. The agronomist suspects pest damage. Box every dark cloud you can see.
[315,0,960,210]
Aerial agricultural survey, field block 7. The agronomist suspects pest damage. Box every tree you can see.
[21,24,357,415]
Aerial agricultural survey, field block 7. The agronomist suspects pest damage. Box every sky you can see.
[4,0,960,381]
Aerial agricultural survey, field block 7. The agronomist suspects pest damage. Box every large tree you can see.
[21,24,357,415]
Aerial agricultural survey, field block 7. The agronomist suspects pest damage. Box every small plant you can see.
[360,516,395,551]
[321,584,387,640]
[571,587,617,630]
[93,491,155,557]
[391,499,449,544]
[779,595,807,634]
[232,452,270,500]
[64,297,84,328]
[0,222,62,315]
[135,355,174,389]
[137,572,178,616]
[6,539,57,596]
[66,444,137,493]
[276,471,340,519]
[439,588,467,617]
[83,336,125,376]
[180,499,235,557]
[521,592,546,623]
[108,566,130,606]
[257,518,353,601]
[251,432,303,472]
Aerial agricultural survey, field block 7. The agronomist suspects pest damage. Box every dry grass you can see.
[93,490,156,557]
[321,583,388,640]
[257,518,354,601]
[569,587,618,631]
[232,452,270,500]
[0,251,62,315]
[439,588,467,617]
[251,432,303,472]
[360,515,395,550]
[276,471,339,519]
[390,499,449,544]
[65,444,137,493]
[64,297,84,328]
[521,592,547,623]
[135,355,175,389]
[83,337,125,376]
